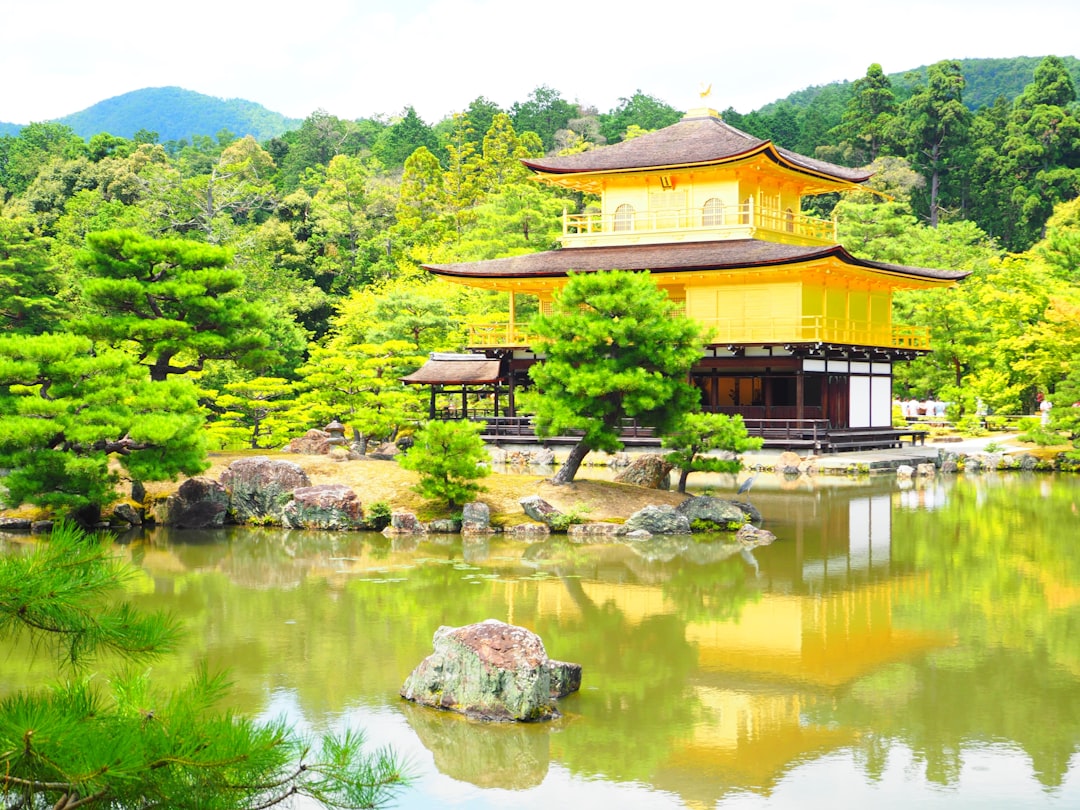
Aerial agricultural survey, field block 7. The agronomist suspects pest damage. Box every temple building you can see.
[409,106,968,450]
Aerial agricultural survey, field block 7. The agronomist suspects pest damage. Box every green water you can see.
[3,472,1080,808]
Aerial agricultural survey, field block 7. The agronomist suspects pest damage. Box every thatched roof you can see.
[400,354,502,385]
[522,110,871,184]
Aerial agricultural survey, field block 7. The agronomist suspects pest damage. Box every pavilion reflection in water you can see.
[478,486,952,805]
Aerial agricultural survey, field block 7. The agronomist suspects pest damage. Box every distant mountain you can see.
[0,87,302,143]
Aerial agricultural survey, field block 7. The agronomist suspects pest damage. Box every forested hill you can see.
[760,55,1080,114]
[3,87,302,143]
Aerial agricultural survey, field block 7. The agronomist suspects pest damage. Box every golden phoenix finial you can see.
[699,82,713,99]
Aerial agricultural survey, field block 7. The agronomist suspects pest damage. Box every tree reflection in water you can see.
[2,473,1079,807]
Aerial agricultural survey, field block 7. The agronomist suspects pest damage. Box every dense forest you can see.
[2,55,1080,516]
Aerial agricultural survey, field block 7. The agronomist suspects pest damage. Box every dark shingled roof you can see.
[400,356,502,385]
[424,240,970,283]
[522,112,871,183]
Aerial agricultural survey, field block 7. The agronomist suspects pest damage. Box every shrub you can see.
[398,420,490,508]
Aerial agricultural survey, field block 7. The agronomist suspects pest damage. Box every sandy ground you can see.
[141,450,687,525]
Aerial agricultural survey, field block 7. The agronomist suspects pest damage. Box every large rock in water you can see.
[401,619,582,722]
[675,496,749,530]
[219,456,310,524]
[624,504,691,534]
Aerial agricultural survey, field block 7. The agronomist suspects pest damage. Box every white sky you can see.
[3,0,1079,125]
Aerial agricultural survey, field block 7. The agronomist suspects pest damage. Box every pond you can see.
[3,471,1080,808]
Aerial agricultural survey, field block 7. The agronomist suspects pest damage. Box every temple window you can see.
[702,198,724,227]
[613,203,635,231]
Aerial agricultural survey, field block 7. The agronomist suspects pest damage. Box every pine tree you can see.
[0,333,207,519]
[398,419,490,508]
[528,270,704,484]
[0,521,408,809]
[663,413,763,493]
[75,229,276,381]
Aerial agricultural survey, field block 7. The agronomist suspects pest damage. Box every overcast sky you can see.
[4,0,1079,126]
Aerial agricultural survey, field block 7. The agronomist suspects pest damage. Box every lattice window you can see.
[702,197,724,226]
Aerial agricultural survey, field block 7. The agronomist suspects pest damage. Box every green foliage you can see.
[74,229,276,381]
[892,60,971,226]
[510,85,578,153]
[829,63,897,164]
[372,107,438,168]
[528,270,704,484]
[0,333,208,517]
[689,517,744,532]
[365,500,393,531]
[663,412,764,494]
[548,503,593,532]
[288,339,425,449]
[598,91,683,143]
[398,420,490,508]
[0,521,407,809]
[0,216,66,333]
[1048,366,1080,457]
[208,375,295,449]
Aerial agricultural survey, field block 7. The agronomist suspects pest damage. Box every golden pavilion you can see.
[411,106,968,450]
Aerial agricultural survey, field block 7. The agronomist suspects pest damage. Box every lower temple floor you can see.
[403,344,924,452]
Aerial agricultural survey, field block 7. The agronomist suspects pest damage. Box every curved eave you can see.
[424,241,969,290]
[525,143,871,195]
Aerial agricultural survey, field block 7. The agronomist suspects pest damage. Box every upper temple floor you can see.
[525,107,871,250]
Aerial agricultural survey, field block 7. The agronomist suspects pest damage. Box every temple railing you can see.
[561,202,837,246]
[466,317,931,351]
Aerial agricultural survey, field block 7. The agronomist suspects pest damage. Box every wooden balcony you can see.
[466,318,931,351]
[561,202,837,248]
[697,316,932,351]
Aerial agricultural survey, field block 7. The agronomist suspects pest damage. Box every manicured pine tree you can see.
[74,229,276,381]
[398,419,490,508]
[663,413,764,494]
[0,332,208,520]
[528,270,705,485]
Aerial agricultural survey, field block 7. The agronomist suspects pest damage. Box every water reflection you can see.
[2,474,1080,807]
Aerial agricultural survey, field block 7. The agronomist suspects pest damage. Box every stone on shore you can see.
[281,484,363,530]
[519,495,563,527]
[219,457,310,524]
[613,454,673,489]
[159,477,229,528]
[675,496,749,530]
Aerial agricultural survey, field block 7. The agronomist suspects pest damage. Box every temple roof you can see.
[400,353,502,385]
[424,240,970,284]
[522,109,871,184]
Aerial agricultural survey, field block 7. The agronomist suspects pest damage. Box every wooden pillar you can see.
[508,370,517,417]
[796,369,805,422]
[508,291,516,344]
[462,387,468,420]
[428,386,436,420]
